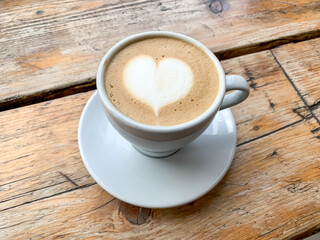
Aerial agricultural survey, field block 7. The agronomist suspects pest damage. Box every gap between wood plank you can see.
[237,119,304,147]
[1,30,320,112]
[0,181,68,205]
[0,78,96,112]
[290,223,320,240]
[0,183,97,213]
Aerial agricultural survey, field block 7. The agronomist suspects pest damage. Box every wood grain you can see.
[1,0,320,109]
[0,49,308,212]
[271,38,320,121]
[221,50,307,144]
[1,44,320,238]
[314,107,320,123]
[0,108,319,239]
[0,93,95,212]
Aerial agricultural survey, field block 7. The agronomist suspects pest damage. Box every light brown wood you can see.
[1,45,320,239]
[271,38,320,121]
[0,93,94,212]
[1,0,320,109]
[0,49,307,212]
[314,108,320,122]
[0,105,319,239]
[221,50,307,144]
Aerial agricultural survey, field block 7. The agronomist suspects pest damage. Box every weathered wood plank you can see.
[0,118,319,239]
[271,38,320,121]
[0,93,95,212]
[1,0,320,109]
[314,107,320,123]
[0,48,309,212]
[221,50,308,144]
[1,44,320,238]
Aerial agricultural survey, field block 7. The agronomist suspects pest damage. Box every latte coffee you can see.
[104,37,220,126]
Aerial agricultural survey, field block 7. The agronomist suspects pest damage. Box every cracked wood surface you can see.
[1,0,320,110]
[1,44,319,239]
[271,38,320,122]
[0,49,306,212]
[0,100,319,239]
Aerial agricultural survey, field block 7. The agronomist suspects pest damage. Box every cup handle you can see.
[220,75,250,110]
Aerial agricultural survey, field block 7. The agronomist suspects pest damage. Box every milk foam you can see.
[124,55,193,115]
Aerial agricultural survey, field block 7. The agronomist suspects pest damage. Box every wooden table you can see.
[1,1,319,239]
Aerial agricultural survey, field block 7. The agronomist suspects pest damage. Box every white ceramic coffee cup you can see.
[97,31,249,157]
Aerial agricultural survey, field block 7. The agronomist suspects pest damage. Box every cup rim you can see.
[96,31,226,133]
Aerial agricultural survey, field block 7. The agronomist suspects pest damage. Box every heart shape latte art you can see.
[124,55,193,115]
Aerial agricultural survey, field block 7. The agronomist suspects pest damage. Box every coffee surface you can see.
[104,37,219,126]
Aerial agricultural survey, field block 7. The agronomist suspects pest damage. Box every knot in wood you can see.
[209,0,223,14]
[119,202,151,225]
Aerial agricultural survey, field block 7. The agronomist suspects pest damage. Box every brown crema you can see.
[104,37,220,126]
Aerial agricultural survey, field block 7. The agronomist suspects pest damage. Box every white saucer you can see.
[78,92,237,208]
